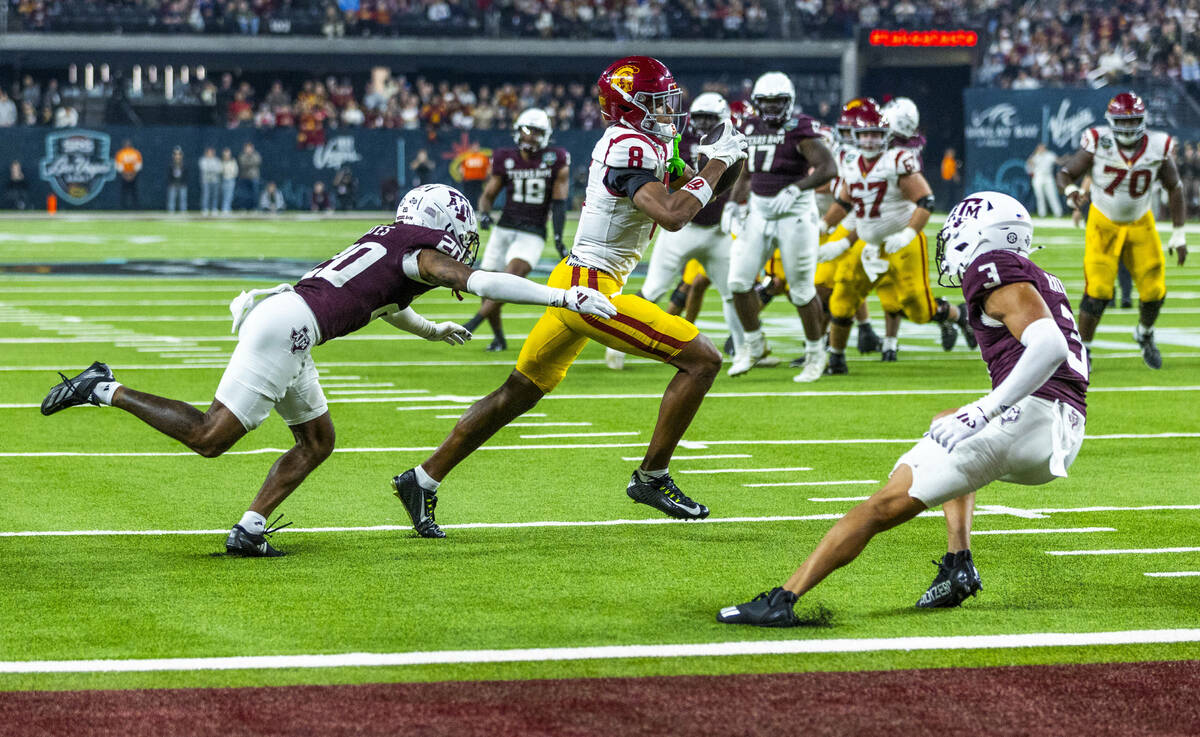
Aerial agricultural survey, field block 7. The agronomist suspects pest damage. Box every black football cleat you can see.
[956,302,977,349]
[1136,329,1162,370]
[40,361,114,416]
[718,587,801,627]
[939,319,959,351]
[1121,297,1133,309]
[881,348,898,362]
[626,472,709,520]
[916,550,982,608]
[722,335,735,356]
[225,515,291,558]
[486,336,507,352]
[825,351,848,375]
[788,354,806,368]
[856,322,882,354]
[391,469,446,538]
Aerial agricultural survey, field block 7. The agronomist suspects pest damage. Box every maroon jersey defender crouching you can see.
[40,184,615,558]
[717,192,1089,626]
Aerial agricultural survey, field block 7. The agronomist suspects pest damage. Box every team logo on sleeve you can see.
[38,130,117,205]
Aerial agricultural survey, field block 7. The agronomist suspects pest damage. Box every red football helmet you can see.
[846,105,890,158]
[728,99,756,132]
[598,56,685,141]
[1106,91,1147,147]
[836,97,879,144]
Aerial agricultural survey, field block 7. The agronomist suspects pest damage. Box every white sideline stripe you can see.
[518,431,639,439]
[621,454,751,461]
[5,629,1200,674]
[678,467,812,475]
[439,413,546,419]
[506,422,592,427]
[1047,547,1200,556]
[326,389,428,396]
[745,481,877,489]
[1145,572,1200,577]
[2,434,1197,456]
[973,527,1115,536]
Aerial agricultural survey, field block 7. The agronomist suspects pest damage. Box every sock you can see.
[463,314,484,333]
[1134,322,1153,340]
[883,336,899,352]
[805,338,823,355]
[635,467,668,482]
[857,320,872,330]
[414,465,440,491]
[238,510,266,535]
[829,346,844,356]
[92,381,122,405]
[745,328,763,347]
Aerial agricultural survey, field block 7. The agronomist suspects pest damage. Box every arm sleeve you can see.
[1080,128,1098,154]
[976,317,1069,419]
[551,198,567,239]
[604,167,660,199]
[380,307,435,339]
[465,270,562,306]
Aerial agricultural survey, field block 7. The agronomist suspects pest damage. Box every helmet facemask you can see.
[630,86,686,141]
[853,129,888,158]
[515,125,549,154]
[689,112,722,137]
[753,94,793,127]
[1107,114,1146,147]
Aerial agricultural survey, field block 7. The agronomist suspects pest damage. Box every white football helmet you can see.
[751,72,795,127]
[936,191,1033,287]
[394,184,480,266]
[689,92,730,137]
[513,108,552,153]
[882,97,920,139]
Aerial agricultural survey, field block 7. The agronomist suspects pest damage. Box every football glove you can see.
[818,238,851,263]
[478,212,493,230]
[666,134,687,178]
[720,202,747,234]
[554,236,568,259]
[820,220,838,237]
[698,126,748,168]
[427,321,472,345]
[883,226,917,255]
[552,286,618,319]
[928,404,988,452]
[767,184,802,217]
[860,243,889,281]
[1169,230,1189,266]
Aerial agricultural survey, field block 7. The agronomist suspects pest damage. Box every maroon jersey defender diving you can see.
[717,192,1089,627]
[39,184,616,558]
[490,146,570,236]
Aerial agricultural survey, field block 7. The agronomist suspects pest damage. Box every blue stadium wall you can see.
[963,87,1200,210]
[7,126,604,210]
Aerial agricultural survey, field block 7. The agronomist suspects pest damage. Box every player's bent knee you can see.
[788,283,816,306]
[1079,294,1108,318]
[677,334,721,382]
[727,277,755,294]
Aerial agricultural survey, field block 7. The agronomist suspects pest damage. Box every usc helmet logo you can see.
[610,64,640,93]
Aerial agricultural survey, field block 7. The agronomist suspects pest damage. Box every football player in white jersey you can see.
[391,56,748,533]
[820,106,969,375]
[726,72,836,380]
[605,91,745,370]
[1056,91,1188,369]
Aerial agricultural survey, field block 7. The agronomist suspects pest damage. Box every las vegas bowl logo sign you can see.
[38,130,117,205]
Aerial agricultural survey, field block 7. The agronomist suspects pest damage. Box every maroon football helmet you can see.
[728,99,756,132]
[836,97,880,145]
[846,105,890,158]
[598,56,685,142]
[1106,91,1147,147]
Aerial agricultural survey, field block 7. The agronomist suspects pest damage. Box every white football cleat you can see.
[605,347,626,370]
[793,350,828,383]
[727,333,778,377]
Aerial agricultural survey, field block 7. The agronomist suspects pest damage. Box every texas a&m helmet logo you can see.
[38,130,117,205]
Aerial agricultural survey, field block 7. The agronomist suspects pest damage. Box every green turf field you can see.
[1,215,1197,692]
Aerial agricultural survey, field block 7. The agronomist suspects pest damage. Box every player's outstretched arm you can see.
[1160,156,1189,266]
[415,249,617,318]
[551,165,570,257]
[630,126,747,232]
[477,174,504,229]
[929,282,1068,451]
[381,307,471,345]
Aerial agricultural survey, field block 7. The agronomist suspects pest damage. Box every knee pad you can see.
[788,282,816,307]
[668,281,688,310]
[1079,295,1108,318]
[831,316,854,328]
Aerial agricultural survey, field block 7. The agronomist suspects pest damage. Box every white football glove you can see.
[820,220,838,237]
[928,404,989,452]
[860,243,889,281]
[1169,229,1189,266]
[767,184,802,217]
[817,237,851,263]
[553,285,618,319]
[720,201,747,234]
[882,226,917,255]
[698,125,748,168]
[427,321,472,345]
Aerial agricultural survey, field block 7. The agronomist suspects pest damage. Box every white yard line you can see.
[518,431,639,439]
[4,628,1200,674]
[972,527,1115,535]
[807,494,872,500]
[678,467,812,475]
[438,413,545,419]
[1144,572,1200,577]
[506,422,592,427]
[1047,547,1200,556]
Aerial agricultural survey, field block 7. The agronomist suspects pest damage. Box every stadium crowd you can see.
[976,0,1200,88]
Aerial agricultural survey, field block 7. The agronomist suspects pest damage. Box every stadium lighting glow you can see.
[868,29,978,47]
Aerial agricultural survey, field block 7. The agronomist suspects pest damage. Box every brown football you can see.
[696,122,745,197]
